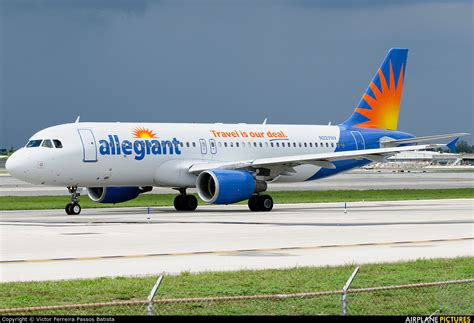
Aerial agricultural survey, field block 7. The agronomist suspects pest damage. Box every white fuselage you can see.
[7,122,341,187]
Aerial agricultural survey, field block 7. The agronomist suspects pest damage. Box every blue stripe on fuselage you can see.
[305,126,414,181]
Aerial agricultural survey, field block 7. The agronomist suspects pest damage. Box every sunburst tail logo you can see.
[341,48,408,131]
[132,127,157,139]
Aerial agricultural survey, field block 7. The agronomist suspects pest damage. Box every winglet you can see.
[75,116,81,123]
[262,118,267,125]
[447,138,459,153]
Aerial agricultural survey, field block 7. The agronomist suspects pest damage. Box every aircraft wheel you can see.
[174,195,185,211]
[184,195,198,211]
[257,195,273,212]
[71,203,81,215]
[248,195,260,211]
[65,203,73,215]
[66,203,81,215]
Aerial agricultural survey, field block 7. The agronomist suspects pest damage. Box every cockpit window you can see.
[26,140,43,148]
[42,139,53,148]
[53,140,63,148]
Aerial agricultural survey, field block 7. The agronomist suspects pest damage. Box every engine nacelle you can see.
[196,170,267,204]
[87,186,152,204]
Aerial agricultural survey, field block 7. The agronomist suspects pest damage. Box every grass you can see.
[0,188,473,211]
[0,257,472,315]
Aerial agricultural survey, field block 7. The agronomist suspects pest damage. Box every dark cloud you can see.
[0,0,472,148]
[293,0,471,9]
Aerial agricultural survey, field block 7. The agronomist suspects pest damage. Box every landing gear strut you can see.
[174,188,198,211]
[65,186,81,215]
[248,194,273,212]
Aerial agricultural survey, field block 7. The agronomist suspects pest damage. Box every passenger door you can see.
[77,129,98,162]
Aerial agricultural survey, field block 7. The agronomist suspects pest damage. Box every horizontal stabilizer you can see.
[447,138,460,153]
[380,133,469,148]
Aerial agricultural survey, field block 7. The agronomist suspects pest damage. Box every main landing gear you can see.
[174,188,198,211]
[65,186,82,215]
[248,194,273,212]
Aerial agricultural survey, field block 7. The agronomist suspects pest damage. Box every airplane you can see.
[6,48,468,215]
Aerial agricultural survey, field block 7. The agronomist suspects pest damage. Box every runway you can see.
[1,199,472,282]
[0,170,473,196]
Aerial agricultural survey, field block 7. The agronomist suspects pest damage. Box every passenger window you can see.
[224,142,228,147]
[304,143,307,148]
[192,142,196,147]
[276,143,280,147]
[26,140,43,148]
[180,142,184,147]
[309,143,313,148]
[236,142,239,147]
[299,142,302,147]
[326,142,329,147]
[53,140,63,148]
[331,142,335,147]
[293,142,296,148]
[253,142,257,147]
[315,142,318,147]
[259,142,263,147]
[270,143,274,147]
[42,140,53,148]
[230,142,234,147]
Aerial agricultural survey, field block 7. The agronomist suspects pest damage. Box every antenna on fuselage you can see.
[75,116,80,123]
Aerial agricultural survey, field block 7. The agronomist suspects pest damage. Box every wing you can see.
[188,143,445,176]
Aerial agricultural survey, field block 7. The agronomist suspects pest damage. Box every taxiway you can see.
[1,199,472,282]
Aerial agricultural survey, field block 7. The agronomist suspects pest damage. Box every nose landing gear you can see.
[65,186,82,215]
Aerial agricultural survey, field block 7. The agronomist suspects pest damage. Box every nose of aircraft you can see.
[5,150,28,178]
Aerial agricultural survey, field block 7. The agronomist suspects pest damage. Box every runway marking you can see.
[1,237,472,265]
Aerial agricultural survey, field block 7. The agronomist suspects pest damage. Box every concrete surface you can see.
[1,199,472,282]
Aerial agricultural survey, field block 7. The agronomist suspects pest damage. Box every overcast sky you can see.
[1,0,472,148]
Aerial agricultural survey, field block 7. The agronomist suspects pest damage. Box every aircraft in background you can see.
[6,48,467,215]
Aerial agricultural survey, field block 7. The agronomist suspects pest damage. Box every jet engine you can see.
[87,186,152,204]
[196,169,266,204]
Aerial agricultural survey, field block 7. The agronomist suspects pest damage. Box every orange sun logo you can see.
[132,127,157,139]
[354,61,404,131]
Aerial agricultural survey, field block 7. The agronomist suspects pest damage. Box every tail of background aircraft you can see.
[341,48,408,131]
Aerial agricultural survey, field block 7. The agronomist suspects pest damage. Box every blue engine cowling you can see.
[196,169,266,204]
[87,186,152,204]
